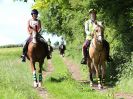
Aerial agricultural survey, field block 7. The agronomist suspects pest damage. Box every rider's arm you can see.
[27,20,37,34]
[85,20,90,35]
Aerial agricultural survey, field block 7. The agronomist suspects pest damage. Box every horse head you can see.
[93,21,104,43]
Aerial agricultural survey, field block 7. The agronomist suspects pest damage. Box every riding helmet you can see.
[89,9,97,14]
[31,9,38,15]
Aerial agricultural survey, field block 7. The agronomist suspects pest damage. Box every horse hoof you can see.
[33,81,38,88]
[38,82,42,87]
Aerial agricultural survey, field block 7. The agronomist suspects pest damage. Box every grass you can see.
[43,51,113,99]
[0,47,132,99]
[115,78,133,94]
[65,48,133,96]
[0,47,41,99]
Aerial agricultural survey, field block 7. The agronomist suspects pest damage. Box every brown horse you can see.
[87,22,106,89]
[27,31,48,88]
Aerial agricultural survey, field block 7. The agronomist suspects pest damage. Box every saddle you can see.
[28,34,47,45]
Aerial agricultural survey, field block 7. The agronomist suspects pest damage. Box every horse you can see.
[87,22,107,89]
[59,44,66,57]
[27,30,48,88]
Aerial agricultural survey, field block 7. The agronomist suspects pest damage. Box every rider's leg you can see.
[21,36,31,62]
[46,43,51,59]
[38,35,51,59]
[81,40,90,64]
[103,40,112,62]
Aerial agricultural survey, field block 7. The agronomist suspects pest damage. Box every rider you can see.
[21,9,50,62]
[81,9,111,64]
[60,37,65,45]
[59,37,66,50]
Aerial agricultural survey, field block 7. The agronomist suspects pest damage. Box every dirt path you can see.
[63,57,83,81]
[115,92,133,99]
[37,59,54,99]
[63,57,112,92]
[63,57,133,98]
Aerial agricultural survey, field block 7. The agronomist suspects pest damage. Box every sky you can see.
[0,0,61,46]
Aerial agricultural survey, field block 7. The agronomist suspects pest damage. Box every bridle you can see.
[91,25,104,52]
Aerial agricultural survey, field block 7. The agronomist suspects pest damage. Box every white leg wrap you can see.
[33,81,38,88]
[38,82,42,87]
[98,83,102,89]
[90,82,93,87]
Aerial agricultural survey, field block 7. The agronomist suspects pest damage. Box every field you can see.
[0,47,132,99]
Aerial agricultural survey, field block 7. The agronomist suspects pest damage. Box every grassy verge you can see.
[0,48,41,99]
[65,48,133,95]
[43,51,113,99]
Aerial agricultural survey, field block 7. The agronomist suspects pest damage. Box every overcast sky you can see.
[0,0,62,46]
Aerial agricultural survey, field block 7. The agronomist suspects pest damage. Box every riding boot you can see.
[106,51,113,62]
[46,44,51,59]
[81,57,87,64]
[47,54,51,59]
[81,46,87,64]
[103,40,112,62]
[21,42,28,62]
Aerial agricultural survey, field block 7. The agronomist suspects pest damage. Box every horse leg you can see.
[30,60,38,87]
[87,59,93,87]
[62,50,64,57]
[38,61,43,87]
[94,64,102,89]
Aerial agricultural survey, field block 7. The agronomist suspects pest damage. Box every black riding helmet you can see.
[31,9,38,15]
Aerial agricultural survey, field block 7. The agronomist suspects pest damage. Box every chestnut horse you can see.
[87,22,106,89]
[27,31,48,88]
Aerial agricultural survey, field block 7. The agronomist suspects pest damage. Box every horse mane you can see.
[94,21,105,32]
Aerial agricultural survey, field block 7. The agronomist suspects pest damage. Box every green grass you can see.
[0,47,41,99]
[43,51,113,99]
[1,47,132,99]
[114,78,133,94]
[65,48,133,96]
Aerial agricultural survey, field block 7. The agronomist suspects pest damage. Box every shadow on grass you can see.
[49,73,69,83]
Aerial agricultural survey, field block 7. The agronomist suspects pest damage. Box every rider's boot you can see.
[47,55,51,59]
[21,54,26,62]
[107,55,113,62]
[47,46,51,59]
[106,46,113,62]
[81,46,87,64]
[21,42,28,62]
[81,57,87,64]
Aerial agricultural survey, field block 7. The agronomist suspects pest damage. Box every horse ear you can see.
[98,21,104,28]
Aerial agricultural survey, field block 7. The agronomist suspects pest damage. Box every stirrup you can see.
[47,55,51,59]
[107,56,113,62]
[81,58,87,64]
[21,55,26,62]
